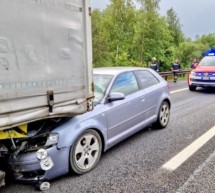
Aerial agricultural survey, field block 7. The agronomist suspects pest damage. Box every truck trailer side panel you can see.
[0,0,93,130]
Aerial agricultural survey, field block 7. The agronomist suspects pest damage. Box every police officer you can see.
[191,58,199,69]
[171,59,181,82]
[149,57,159,72]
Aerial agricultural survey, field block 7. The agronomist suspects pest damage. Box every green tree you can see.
[98,0,137,66]
[175,40,207,69]
[195,33,215,49]
[91,9,107,67]
[91,0,215,71]
[134,0,173,70]
[166,8,184,47]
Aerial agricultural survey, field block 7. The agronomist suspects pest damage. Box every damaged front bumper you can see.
[0,118,71,183]
[9,145,70,183]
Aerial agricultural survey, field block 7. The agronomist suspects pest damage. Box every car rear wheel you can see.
[153,101,170,129]
[189,85,196,91]
[69,129,102,175]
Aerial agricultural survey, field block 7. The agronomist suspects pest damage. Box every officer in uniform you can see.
[171,59,181,82]
[149,57,159,72]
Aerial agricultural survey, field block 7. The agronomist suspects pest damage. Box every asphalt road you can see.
[1,80,215,193]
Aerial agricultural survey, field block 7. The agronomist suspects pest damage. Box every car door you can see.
[134,70,162,121]
[105,71,146,145]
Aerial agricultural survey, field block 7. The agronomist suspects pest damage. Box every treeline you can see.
[92,0,215,71]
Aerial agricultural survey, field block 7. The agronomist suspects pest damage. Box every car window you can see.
[93,74,113,103]
[199,56,215,66]
[134,70,159,89]
[111,72,139,96]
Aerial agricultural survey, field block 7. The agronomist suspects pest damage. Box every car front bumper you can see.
[190,82,215,88]
[189,77,215,88]
[9,146,70,183]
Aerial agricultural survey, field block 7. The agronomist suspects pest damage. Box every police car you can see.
[188,49,215,91]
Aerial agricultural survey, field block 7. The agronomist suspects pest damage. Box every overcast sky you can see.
[91,0,215,39]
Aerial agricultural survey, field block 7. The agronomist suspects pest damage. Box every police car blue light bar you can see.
[204,49,215,56]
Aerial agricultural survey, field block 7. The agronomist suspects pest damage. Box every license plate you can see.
[40,156,54,171]
[203,77,209,80]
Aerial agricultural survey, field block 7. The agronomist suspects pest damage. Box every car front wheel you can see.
[153,101,170,129]
[70,129,102,175]
[189,85,196,91]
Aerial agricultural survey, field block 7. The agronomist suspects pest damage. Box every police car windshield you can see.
[199,56,215,66]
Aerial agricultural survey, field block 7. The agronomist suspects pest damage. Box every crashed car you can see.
[0,67,171,190]
[188,49,215,91]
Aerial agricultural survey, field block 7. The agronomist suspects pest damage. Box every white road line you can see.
[176,150,215,193]
[170,88,188,94]
[161,126,215,172]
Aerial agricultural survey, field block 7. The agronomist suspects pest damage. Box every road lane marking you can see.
[170,88,188,94]
[161,125,215,171]
[176,150,215,193]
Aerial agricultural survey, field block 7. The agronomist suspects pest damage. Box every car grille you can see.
[191,72,215,83]
[195,72,215,76]
[191,79,215,83]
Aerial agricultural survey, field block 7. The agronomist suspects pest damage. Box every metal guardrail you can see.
[159,70,191,80]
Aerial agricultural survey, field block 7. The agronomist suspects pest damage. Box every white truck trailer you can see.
[0,0,93,188]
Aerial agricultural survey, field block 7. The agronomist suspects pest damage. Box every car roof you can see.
[93,67,147,75]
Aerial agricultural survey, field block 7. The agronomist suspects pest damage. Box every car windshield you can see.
[93,74,113,103]
[199,56,215,66]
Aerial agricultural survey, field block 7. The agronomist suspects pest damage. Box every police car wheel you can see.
[189,85,196,91]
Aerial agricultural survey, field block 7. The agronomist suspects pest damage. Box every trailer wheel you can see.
[70,129,102,174]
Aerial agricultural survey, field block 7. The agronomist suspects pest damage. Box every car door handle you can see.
[140,97,145,102]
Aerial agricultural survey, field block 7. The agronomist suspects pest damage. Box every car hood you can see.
[194,66,215,72]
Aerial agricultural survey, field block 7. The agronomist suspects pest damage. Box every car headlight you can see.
[191,71,196,76]
[45,133,59,147]
[36,149,48,160]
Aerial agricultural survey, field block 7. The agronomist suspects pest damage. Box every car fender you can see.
[55,115,108,151]
[155,89,171,117]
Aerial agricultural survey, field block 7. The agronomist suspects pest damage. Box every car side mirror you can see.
[108,92,125,102]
